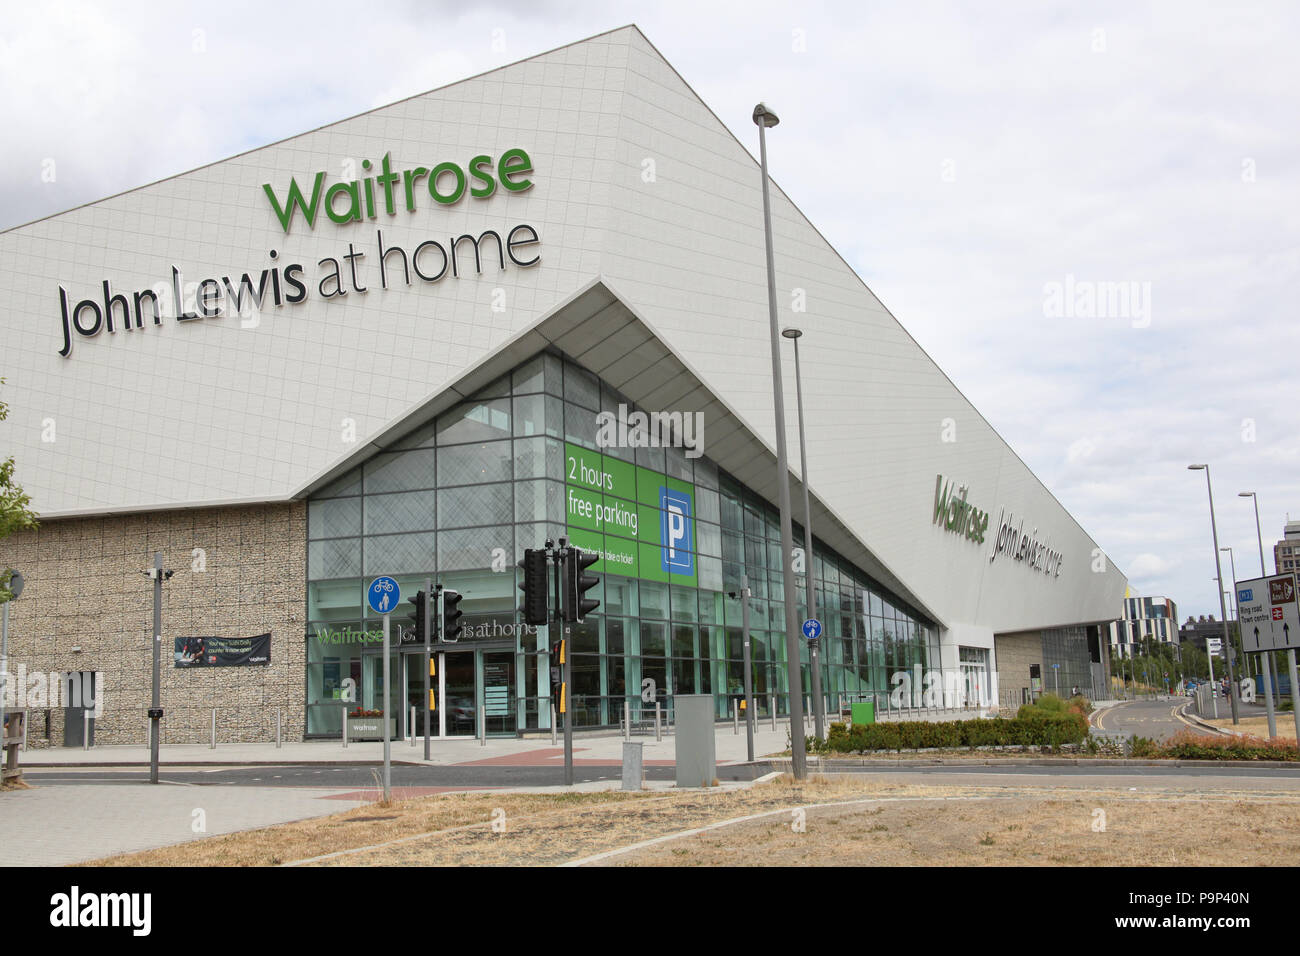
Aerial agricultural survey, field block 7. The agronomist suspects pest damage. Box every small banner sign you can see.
[174,634,271,667]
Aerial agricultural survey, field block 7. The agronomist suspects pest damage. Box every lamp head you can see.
[1238,492,1254,498]
[782,327,802,339]
[1188,464,1206,471]
[752,102,780,128]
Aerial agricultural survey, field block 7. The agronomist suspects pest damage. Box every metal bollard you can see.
[211,708,217,750]
[410,706,416,747]
[550,702,557,745]
[733,699,739,735]
[276,708,282,749]
[770,695,777,732]
[342,712,348,749]
[83,710,90,751]
[624,699,631,740]
[655,701,662,742]
[479,706,486,747]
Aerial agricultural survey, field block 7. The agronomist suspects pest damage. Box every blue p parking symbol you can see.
[659,487,694,575]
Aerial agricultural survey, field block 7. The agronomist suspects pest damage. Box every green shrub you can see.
[1020,693,1068,717]
[1129,735,1160,758]
[821,713,1087,753]
[1159,730,1299,761]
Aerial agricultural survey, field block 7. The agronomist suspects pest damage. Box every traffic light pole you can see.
[551,540,574,786]
[423,576,432,762]
[564,621,574,787]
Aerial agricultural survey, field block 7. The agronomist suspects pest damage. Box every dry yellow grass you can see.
[611,791,1300,866]
[1206,715,1298,740]
[81,775,1300,868]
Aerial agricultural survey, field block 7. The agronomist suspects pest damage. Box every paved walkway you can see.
[17,720,807,767]
[2,722,799,866]
[0,783,367,866]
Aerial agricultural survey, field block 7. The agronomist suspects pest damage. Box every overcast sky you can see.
[3,1,1297,620]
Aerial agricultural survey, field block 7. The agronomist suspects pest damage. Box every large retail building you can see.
[0,26,1126,745]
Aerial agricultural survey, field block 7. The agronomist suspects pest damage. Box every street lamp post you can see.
[782,326,824,740]
[754,101,807,779]
[1216,546,1248,681]
[1189,465,1239,723]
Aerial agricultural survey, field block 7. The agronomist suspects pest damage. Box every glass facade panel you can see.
[303,349,940,734]
[364,448,435,494]
[364,490,435,536]
[438,482,513,528]
[438,399,511,444]
[438,440,512,486]
[309,496,360,539]
[309,538,360,580]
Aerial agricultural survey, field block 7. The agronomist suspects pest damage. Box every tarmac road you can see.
[1092,697,1200,740]
[21,762,767,789]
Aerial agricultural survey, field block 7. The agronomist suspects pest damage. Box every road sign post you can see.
[368,576,401,801]
[801,619,823,734]
[1236,573,1300,748]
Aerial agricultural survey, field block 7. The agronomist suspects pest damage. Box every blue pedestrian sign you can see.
[368,576,401,615]
[802,618,823,640]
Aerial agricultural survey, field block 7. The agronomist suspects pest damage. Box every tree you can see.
[0,377,39,603]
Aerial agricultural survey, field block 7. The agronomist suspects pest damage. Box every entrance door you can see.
[63,672,96,747]
[404,650,477,738]
[442,651,476,737]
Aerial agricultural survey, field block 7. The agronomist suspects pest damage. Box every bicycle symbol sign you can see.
[368,576,401,615]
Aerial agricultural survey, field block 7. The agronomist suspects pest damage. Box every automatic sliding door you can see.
[443,652,476,736]
[483,651,515,735]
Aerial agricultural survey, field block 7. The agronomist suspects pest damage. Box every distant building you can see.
[1179,614,1235,655]
[1274,520,1300,574]
[1108,596,1178,658]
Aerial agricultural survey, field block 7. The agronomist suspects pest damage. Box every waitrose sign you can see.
[933,474,1064,578]
[55,148,539,358]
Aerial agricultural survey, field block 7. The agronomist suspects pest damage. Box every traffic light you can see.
[551,638,566,715]
[441,588,463,642]
[561,546,601,623]
[518,548,549,625]
[407,590,428,643]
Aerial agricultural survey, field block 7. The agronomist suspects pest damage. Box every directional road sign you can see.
[1237,573,1300,652]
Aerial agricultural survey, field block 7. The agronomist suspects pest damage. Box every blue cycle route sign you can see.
[802,618,823,640]
[368,576,401,615]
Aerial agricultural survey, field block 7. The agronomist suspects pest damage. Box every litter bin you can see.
[850,701,875,726]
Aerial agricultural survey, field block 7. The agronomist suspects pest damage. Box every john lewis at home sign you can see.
[54,149,540,358]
